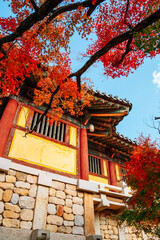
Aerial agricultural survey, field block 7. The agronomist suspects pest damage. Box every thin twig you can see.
[117,36,133,66]
[24,85,60,137]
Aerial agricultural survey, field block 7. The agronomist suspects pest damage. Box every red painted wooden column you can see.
[80,127,89,181]
[0,98,18,156]
[108,161,117,186]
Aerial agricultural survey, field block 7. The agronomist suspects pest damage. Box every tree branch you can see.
[70,8,160,78]
[0,0,104,49]
[116,36,133,66]
[29,0,39,13]
[87,0,105,17]
[124,0,132,29]
[155,117,160,120]
[35,0,93,36]
[0,0,64,47]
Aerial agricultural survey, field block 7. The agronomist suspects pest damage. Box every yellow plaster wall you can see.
[17,107,29,127]
[9,129,77,174]
[103,160,108,177]
[89,175,108,184]
[70,126,77,147]
[115,164,120,181]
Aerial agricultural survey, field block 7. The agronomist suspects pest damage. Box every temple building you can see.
[0,88,152,240]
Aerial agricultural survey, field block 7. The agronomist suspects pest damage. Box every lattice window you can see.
[89,155,101,175]
[30,111,66,142]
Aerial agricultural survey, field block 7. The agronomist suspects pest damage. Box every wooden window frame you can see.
[88,153,109,181]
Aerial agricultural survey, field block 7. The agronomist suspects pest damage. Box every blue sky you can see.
[70,33,160,142]
[1,1,160,142]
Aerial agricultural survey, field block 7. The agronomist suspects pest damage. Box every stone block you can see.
[33,186,48,230]
[75,215,84,227]
[108,230,113,234]
[66,184,77,191]
[64,206,72,214]
[63,213,74,221]
[58,226,66,233]
[29,184,37,197]
[104,233,110,238]
[27,175,37,184]
[3,190,13,202]
[110,235,118,239]
[73,197,83,205]
[52,181,65,191]
[0,202,4,214]
[48,204,56,215]
[14,188,29,196]
[3,210,19,219]
[108,225,112,230]
[6,175,16,183]
[100,225,107,230]
[47,215,63,226]
[113,227,118,235]
[72,226,84,235]
[56,191,66,199]
[20,209,33,221]
[38,173,52,187]
[65,227,72,234]
[16,172,27,181]
[64,220,74,226]
[49,188,56,196]
[0,189,3,201]
[0,173,6,182]
[20,221,32,230]
[77,179,98,193]
[11,193,19,204]
[65,199,72,208]
[15,181,30,189]
[0,215,2,225]
[73,204,84,215]
[3,218,20,228]
[57,205,63,216]
[19,196,35,209]
[49,197,65,205]
[125,234,132,240]
[65,189,77,197]
[77,192,84,198]
[100,220,106,225]
[66,195,73,199]
[46,224,58,232]
[109,219,117,227]
[8,169,16,176]
[5,203,20,212]
[0,182,14,190]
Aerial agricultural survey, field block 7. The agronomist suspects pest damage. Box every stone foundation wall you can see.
[46,181,84,235]
[99,211,158,240]
[0,170,158,240]
[0,170,84,236]
[99,212,119,240]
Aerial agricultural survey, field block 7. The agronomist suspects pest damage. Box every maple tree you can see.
[0,0,160,121]
[119,135,160,236]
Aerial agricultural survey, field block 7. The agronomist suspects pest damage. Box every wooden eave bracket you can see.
[94,193,126,212]
[90,111,128,117]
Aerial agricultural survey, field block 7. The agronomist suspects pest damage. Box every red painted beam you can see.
[80,128,89,181]
[0,98,18,156]
[108,161,117,186]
